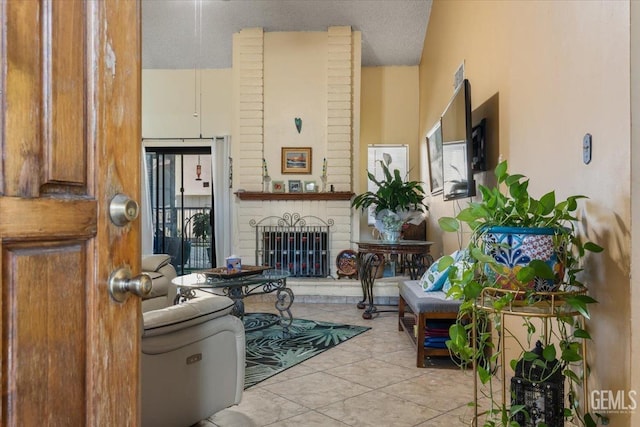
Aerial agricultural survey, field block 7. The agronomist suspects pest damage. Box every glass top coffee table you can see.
[171,268,293,333]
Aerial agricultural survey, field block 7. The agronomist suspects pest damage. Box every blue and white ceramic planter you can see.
[482,226,565,292]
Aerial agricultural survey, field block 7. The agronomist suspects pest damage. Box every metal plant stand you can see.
[471,288,589,427]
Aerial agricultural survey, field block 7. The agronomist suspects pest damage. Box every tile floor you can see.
[198,300,480,427]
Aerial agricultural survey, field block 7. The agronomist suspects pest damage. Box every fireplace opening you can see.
[251,213,334,277]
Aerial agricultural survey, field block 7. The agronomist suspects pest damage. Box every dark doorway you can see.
[145,147,215,274]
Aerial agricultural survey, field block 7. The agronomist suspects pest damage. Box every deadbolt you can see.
[108,267,152,303]
[109,193,139,226]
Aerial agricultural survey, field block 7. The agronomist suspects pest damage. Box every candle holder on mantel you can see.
[263,175,271,193]
[321,175,328,192]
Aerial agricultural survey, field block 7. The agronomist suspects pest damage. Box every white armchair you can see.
[141,295,245,427]
[141,254,178,312]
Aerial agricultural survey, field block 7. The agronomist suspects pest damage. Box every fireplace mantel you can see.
[235,191,354,201]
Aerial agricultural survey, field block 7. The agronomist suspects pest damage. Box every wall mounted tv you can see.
[440,78,476,201]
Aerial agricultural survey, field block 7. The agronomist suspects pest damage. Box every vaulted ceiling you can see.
[142,0,432,69]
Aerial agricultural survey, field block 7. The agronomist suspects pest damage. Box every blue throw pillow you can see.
[420,250,460,292]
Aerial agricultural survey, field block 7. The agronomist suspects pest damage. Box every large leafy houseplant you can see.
[437,161,605,427]
[190,211,212,242]
[189,211,213,262]
[352,158,428,240]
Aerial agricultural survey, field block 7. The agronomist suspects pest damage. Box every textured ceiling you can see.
[142,0,432,69]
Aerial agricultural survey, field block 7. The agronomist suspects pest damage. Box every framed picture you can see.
[288,180,302,193]
[426,120,444,195]
[272,180,285,193]
[304,181,317,192]
[282,147,312,174]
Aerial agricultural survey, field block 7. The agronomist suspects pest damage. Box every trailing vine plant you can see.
[437,161,606,427]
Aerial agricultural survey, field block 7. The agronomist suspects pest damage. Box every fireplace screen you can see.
[251,213,333,277]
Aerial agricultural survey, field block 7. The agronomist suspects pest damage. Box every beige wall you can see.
[360,66,420,180]
[142,69,232,138]
[358,66,420,236]
[420,1,632,424]
[263,32,328,183]
[631,2,640,426]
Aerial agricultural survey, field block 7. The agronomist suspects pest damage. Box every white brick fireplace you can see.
[224,26,396,301]
[233,198,353,274]
[231,196,402,304]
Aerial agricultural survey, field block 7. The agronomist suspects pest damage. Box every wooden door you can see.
[1,1,141,425]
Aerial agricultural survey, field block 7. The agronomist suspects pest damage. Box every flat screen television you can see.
[441,79,476,201]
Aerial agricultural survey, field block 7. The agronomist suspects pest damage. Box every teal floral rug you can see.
[244,315,370,389]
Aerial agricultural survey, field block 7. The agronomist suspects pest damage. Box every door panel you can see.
[1,0,141,425]
[4,242,86,426]
[46,0,86,187]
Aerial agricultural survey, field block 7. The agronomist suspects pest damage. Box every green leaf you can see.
[528,259,555,279]
[505,174,525,186]
[584,413,597,427]
[438,217,460,232]
[477,365,491,384]
[564,368,582,384]
[562,347,583,362]
[437,256,454,271]
[448,323,468,347]
[542,343,556,361]
[470,247,496,264]
[584,241,604,253]
[456,207,478,223]
[522,351,538,361]
[464,281,484,300]
[509,404,527,416]
[565,295,598,319]
[574,328,592,339]
[495,160,508,182]
[539,191,556,215]
[532,359,548,369]
[509,180,525,199]
[516,266,536,283]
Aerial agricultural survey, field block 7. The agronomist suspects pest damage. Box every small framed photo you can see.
[282,147,312,174]
[304,181,317,192]
[288,180,302,193]
[272,180,285,193]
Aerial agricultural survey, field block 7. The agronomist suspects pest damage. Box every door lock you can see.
[109,193,139,226]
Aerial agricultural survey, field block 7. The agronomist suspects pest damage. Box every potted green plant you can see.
[189,211,213,263]
[437,160,605,427]
[191,211,211,242]
[351,158,428,241]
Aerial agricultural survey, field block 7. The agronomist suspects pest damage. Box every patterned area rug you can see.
[244,314,370,389]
